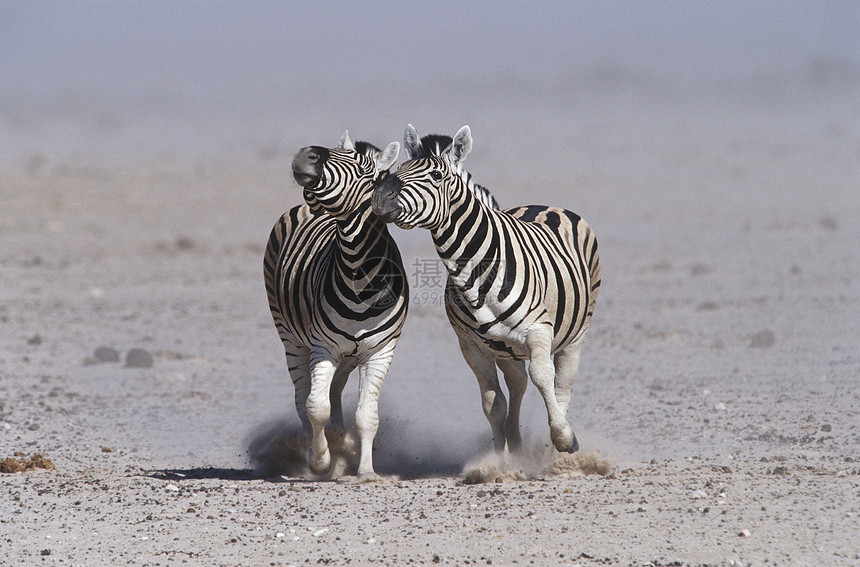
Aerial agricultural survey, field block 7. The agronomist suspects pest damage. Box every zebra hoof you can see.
[551,424,576,453]
[308,449,331,476]
[567,433,580,454]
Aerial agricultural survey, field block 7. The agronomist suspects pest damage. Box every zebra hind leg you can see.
[305,356,337,475]
[458,337,508,452]
[354,340,398,480]
[526,328,577,453]
[497,359,528,452]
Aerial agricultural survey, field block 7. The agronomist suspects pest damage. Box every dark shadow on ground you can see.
[146,467,258,481]
[246,417,488,480]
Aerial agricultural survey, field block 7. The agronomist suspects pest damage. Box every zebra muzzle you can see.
[371,176,402,222]
[292,146,329,188]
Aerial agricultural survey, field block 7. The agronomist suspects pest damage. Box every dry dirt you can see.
[1,80,858,566]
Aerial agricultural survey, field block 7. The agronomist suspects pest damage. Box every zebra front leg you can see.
[329,359,357,431]
[458,336,507,452]
[354,340,397,479]
[306,355,337,475]
[526,326,577,453]
[497,359,528,452]
[552,342,583,453]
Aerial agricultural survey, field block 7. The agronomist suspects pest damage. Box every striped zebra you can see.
[372,125,600,454]
[403,124,500,210]
[264,132,407,478]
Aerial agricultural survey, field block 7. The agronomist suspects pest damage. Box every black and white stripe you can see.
[264,132,407,478]
[372,125,600,454]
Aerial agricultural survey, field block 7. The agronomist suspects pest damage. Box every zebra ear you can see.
[448,125,472,166]
[376,141,400,172]
[404,124,421,159]
[339,130,355,151]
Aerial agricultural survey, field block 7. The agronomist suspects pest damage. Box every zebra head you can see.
[402,124,500,210]
[292,131,400,219]
[372,125,472,231]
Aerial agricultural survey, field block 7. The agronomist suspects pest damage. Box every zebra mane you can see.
[354,140,381,159]
[415,134,453,158]
[354,140,394,180]
[416,133,500,210]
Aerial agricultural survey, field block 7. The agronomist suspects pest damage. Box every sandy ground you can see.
[1,79,858,566]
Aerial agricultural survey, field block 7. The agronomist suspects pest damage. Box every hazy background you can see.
[2,1,858,164]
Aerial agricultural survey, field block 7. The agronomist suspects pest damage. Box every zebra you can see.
[402,124,500,210]
[264,131,407,479]
[372,125,600,455]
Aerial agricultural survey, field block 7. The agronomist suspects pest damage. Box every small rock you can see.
[690,489,708,499]
[821,424,832,432]
[175,236,196,250]
[714,402,727,411]
[125,348,154,368]
[312,528,328,537]
[40,549,52,556]
[690,263,712,276]
[165,484,180,492]
[94,347,120,363]
[750,329,775,348]
[738,528,751,538]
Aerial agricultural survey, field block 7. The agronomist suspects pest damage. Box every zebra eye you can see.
[429,170,443,182]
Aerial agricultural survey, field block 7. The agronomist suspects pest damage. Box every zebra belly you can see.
[444,290,532,360]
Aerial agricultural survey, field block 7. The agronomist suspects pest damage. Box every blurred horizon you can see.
[3,2,858,107]
[2,2,858,167]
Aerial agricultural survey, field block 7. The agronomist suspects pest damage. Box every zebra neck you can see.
[332,200,392,268]
[430,181,496,281]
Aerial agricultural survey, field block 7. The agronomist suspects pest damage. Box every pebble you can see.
[125,348,154,368]
[94,346,120,363]
[738,529,751,538]
[714,402,727,411]
[312,528,328,537]
[690,490,708,499]
[165,484,180,492]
